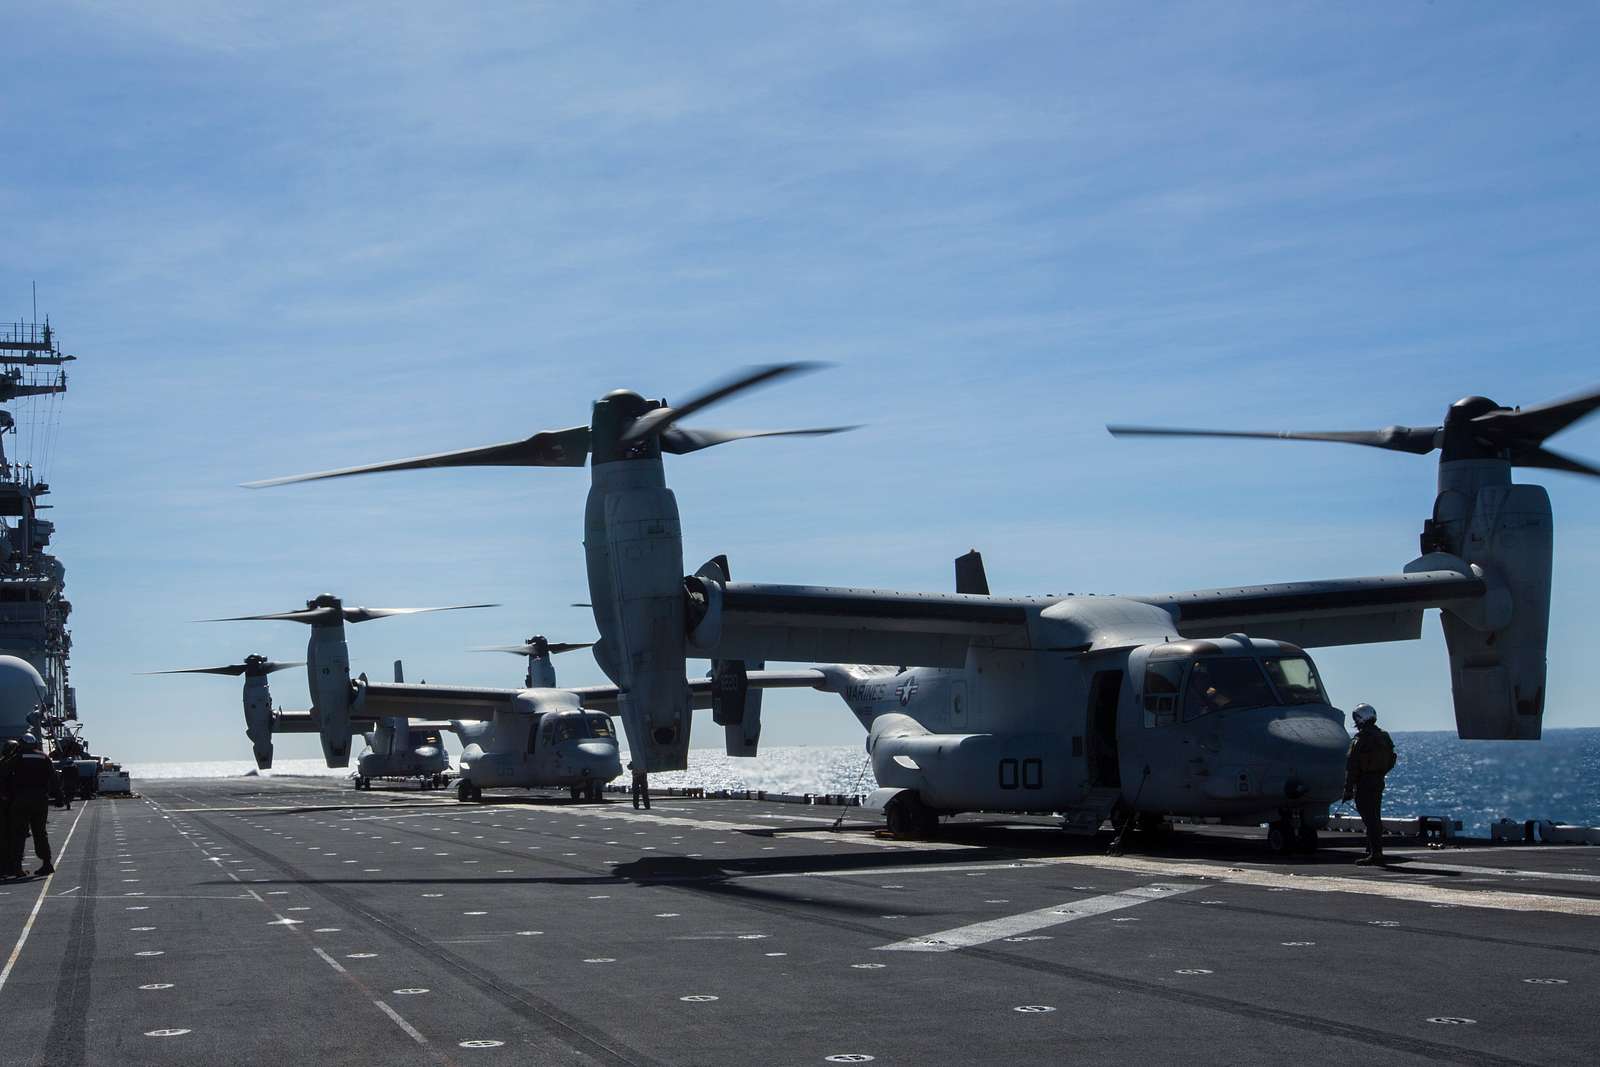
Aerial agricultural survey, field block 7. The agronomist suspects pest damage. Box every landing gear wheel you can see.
[1267,820,1292,854]
[586,783,603,802]
[1296,827,1319,853]
[570,786,583,801]
[353,776,368,791]
[457,781,481,803]
[885,793,928,837]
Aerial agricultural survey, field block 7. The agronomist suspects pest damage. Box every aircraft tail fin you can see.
[955,550,989,595]
[393,660,404,684]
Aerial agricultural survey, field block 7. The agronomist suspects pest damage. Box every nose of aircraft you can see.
[576,740,622,777]
[1263,712,1348,799]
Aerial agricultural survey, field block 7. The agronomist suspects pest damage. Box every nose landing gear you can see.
[1267,813,1320,855]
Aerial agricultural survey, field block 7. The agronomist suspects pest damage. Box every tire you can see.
[1267,823,1289,854]
[570,786,582,801]
[885,793,925,837]
[457,781,474,803]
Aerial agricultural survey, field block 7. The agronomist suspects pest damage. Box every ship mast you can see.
[0,316,77,751]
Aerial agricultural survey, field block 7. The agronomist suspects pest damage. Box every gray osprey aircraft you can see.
[146,654,304,770]
[350,662,453,790]
[149,652,456,786]
[206,595,495,766]
[346,634,820,802]
[248,364,851,772]
[252,373,1596,850]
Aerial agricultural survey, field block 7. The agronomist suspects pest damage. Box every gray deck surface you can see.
[1,777,1596,1066]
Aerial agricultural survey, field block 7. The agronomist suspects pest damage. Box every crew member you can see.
[1343,703,1396,866]
[58,758,81,810]
[629,762,650,811]
[0,739,19,879]
[1,734,63,877]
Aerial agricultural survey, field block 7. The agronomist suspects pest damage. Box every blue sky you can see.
[3,3,1598,761]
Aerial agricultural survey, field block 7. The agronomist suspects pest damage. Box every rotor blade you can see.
[261,660,307,674]
[1470,384,1600,444]
[620,363,827,444]
[204,608,340,624]
[1511,443,1600,478]
[242,426,591,488]
[1106,424,1441,455]
[471,641,594,655]
[343,604,498,624]
[142,664,249,677]
[658,425,858,455]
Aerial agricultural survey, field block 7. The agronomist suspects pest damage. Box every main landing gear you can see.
[1267,814,1319,855]
[457,781,484,803]
[569,782,603,803]
[884,791,939,837]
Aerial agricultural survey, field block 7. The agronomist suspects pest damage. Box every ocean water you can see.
[125,727,1600,837]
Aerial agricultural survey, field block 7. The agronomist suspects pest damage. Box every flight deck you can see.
[1,779,1596,1066]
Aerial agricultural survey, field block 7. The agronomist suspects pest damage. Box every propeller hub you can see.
[1448,396,1501,422]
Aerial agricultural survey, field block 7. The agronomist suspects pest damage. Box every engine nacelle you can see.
[584,458,691,772]
[307,623,354,766]
[1427,480,1552,739]
[242,675,274,770]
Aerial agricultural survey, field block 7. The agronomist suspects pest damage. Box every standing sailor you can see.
[1343,703,1396,867]
[629,762,651,811]
[1,734,63,877]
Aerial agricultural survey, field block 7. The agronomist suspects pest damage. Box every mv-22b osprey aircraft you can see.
[252,367,1596,851]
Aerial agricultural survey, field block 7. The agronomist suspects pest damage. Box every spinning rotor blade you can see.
[620,362,826,444]
[1110,383,1600,476]
[659,425,858,454]
[1515,444,1600,478]
[1106,424,1442,455]
[472,641,594,656]
[243,426,591,488]
[1470,384,1600,444]
[207,604,496,625]
[143,660,304,677]
[206,608,339,624]
[342,604,497,624]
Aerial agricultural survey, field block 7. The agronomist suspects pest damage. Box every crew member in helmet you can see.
[1343,703,1397,866]
[629,762,650,811]
[0,733,63,877]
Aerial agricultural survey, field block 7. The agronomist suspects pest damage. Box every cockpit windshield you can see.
[1262,656,1328,706]
[1184,658,1277,720]
[551,714,585,743]
[587,715,613,738]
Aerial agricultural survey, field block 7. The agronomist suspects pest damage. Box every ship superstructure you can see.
[0,317,75,747]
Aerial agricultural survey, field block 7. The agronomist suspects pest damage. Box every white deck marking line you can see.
[878,883,1199,952]
[312,946,348,973]
[1044,855,1600,917]
[1393,861,1600,884]
[56,886,80,896]
[0,803,87,995]
[749,860,1046,881]
[375,1000,429,1046]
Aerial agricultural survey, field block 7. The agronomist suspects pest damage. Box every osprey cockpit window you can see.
[552,714,585,743]
[587,715,614,737]
[1184,658,1276,721]
[1262,656,1328,706]
[1143,660,1185,727]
